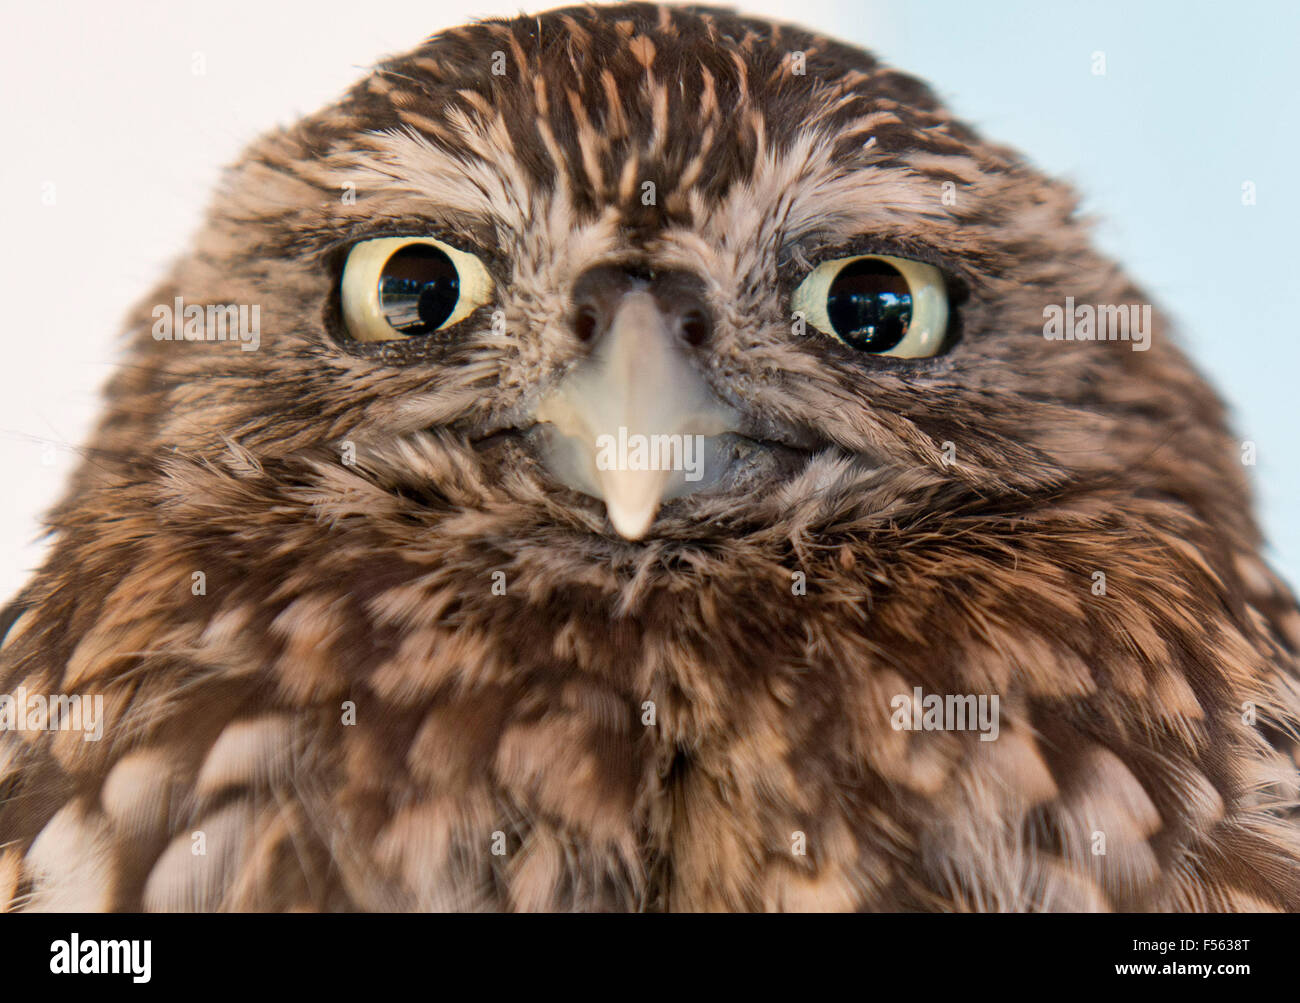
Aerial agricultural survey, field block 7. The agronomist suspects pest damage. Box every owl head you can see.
[113,2,1250,581]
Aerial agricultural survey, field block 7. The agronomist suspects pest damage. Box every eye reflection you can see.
[826,258,912,352]
[378,245,460,335]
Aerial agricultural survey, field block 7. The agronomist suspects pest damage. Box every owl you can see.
[2,3,1298,914]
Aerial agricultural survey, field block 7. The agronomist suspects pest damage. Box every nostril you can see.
[573,305,599,343]
[680,309,710,347]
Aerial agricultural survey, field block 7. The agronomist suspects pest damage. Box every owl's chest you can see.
[330,630,889,912]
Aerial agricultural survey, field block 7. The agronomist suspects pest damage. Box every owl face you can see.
[151,3,1237,561]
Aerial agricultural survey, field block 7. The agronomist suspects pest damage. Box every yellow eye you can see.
[340,236,494,342]
[791,253,949,358]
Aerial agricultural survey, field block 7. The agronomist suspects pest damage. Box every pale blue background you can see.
[839,0,1300,587]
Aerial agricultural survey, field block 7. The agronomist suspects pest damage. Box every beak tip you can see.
[606,504,657,540]
[597,468,669,541]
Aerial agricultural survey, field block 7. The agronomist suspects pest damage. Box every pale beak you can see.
[535,291,738,539]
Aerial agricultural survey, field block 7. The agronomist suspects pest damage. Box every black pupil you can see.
[378,245,460,335]
[825,258,912,352]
